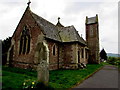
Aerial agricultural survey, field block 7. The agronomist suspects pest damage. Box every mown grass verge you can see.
[2,63,104,89]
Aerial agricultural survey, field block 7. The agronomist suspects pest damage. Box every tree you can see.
[2,37,12,65]
[100,48,107,61]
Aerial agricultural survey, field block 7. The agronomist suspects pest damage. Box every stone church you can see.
[7,3,100,70]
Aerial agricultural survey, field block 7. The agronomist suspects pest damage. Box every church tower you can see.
[85,14,100,64]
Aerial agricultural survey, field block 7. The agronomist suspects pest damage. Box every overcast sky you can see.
[0,0,119,54]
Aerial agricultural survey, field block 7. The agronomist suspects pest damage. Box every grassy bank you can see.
[2,64,103,89]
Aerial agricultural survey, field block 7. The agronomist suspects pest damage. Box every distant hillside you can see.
[107,53,120,57]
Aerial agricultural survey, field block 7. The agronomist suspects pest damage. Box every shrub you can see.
[107,56,120,66]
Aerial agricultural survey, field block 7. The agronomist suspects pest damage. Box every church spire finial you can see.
[27,0,31,6]
[56,17,64,27]
[58,17,60,22]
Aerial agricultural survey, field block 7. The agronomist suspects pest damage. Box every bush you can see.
[107,56,120,66]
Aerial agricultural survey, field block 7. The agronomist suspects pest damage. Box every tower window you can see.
[53,45,56,56]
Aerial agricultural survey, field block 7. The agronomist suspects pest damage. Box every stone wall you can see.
[58,43,88,69]
[62,43,74,69]
[47,39,59,70]
[77,44,88,65]
[86,23,100,64]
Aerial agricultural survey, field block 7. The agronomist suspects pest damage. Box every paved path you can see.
[74,65,119,88]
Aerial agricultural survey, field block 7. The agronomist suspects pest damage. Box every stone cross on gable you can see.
[27,0,31,6]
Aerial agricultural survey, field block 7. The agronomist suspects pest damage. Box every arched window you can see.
[23,36,27,54]
[81,48,84,58]
[19,36,23,54]
[27,35,30,54]
[53,45,56,56]
[19,25,30,55]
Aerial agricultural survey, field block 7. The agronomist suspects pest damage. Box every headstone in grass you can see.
[37,60,49,86]
[37,42,49,86]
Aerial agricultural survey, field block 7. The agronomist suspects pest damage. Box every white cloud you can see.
[0,0,118,54]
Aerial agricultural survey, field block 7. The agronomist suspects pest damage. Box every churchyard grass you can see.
[49,64,103,88]
[2,64,103,89]
[0,67,2,84]
[2,71,36,89]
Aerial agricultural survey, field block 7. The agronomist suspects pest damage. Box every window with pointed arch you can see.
[19,25,30,54]
[81,48,84,58]
[53,44,56,56]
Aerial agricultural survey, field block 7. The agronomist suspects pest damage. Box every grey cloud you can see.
[63,2,103,15]
[0,1,118,54]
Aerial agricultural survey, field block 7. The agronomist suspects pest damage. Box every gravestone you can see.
[37,60,49,85]
[37,42,49,86]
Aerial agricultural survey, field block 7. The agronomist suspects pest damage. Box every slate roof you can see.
[58,26,86,45]
[31,12,61,42]
[31,10,86,45]
[86,16,97,24]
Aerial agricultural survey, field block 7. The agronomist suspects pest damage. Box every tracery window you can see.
[19,25,30,54]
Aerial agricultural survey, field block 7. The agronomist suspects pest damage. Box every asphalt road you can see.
[74,65,119,88]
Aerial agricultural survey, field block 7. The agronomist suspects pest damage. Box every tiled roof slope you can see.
[31,11,86,45]
[31,12,61,42]
[58,26,86,45]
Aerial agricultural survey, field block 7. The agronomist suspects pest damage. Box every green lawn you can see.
[2,64,103,89]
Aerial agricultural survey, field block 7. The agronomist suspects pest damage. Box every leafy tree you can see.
[100,48,107,61]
